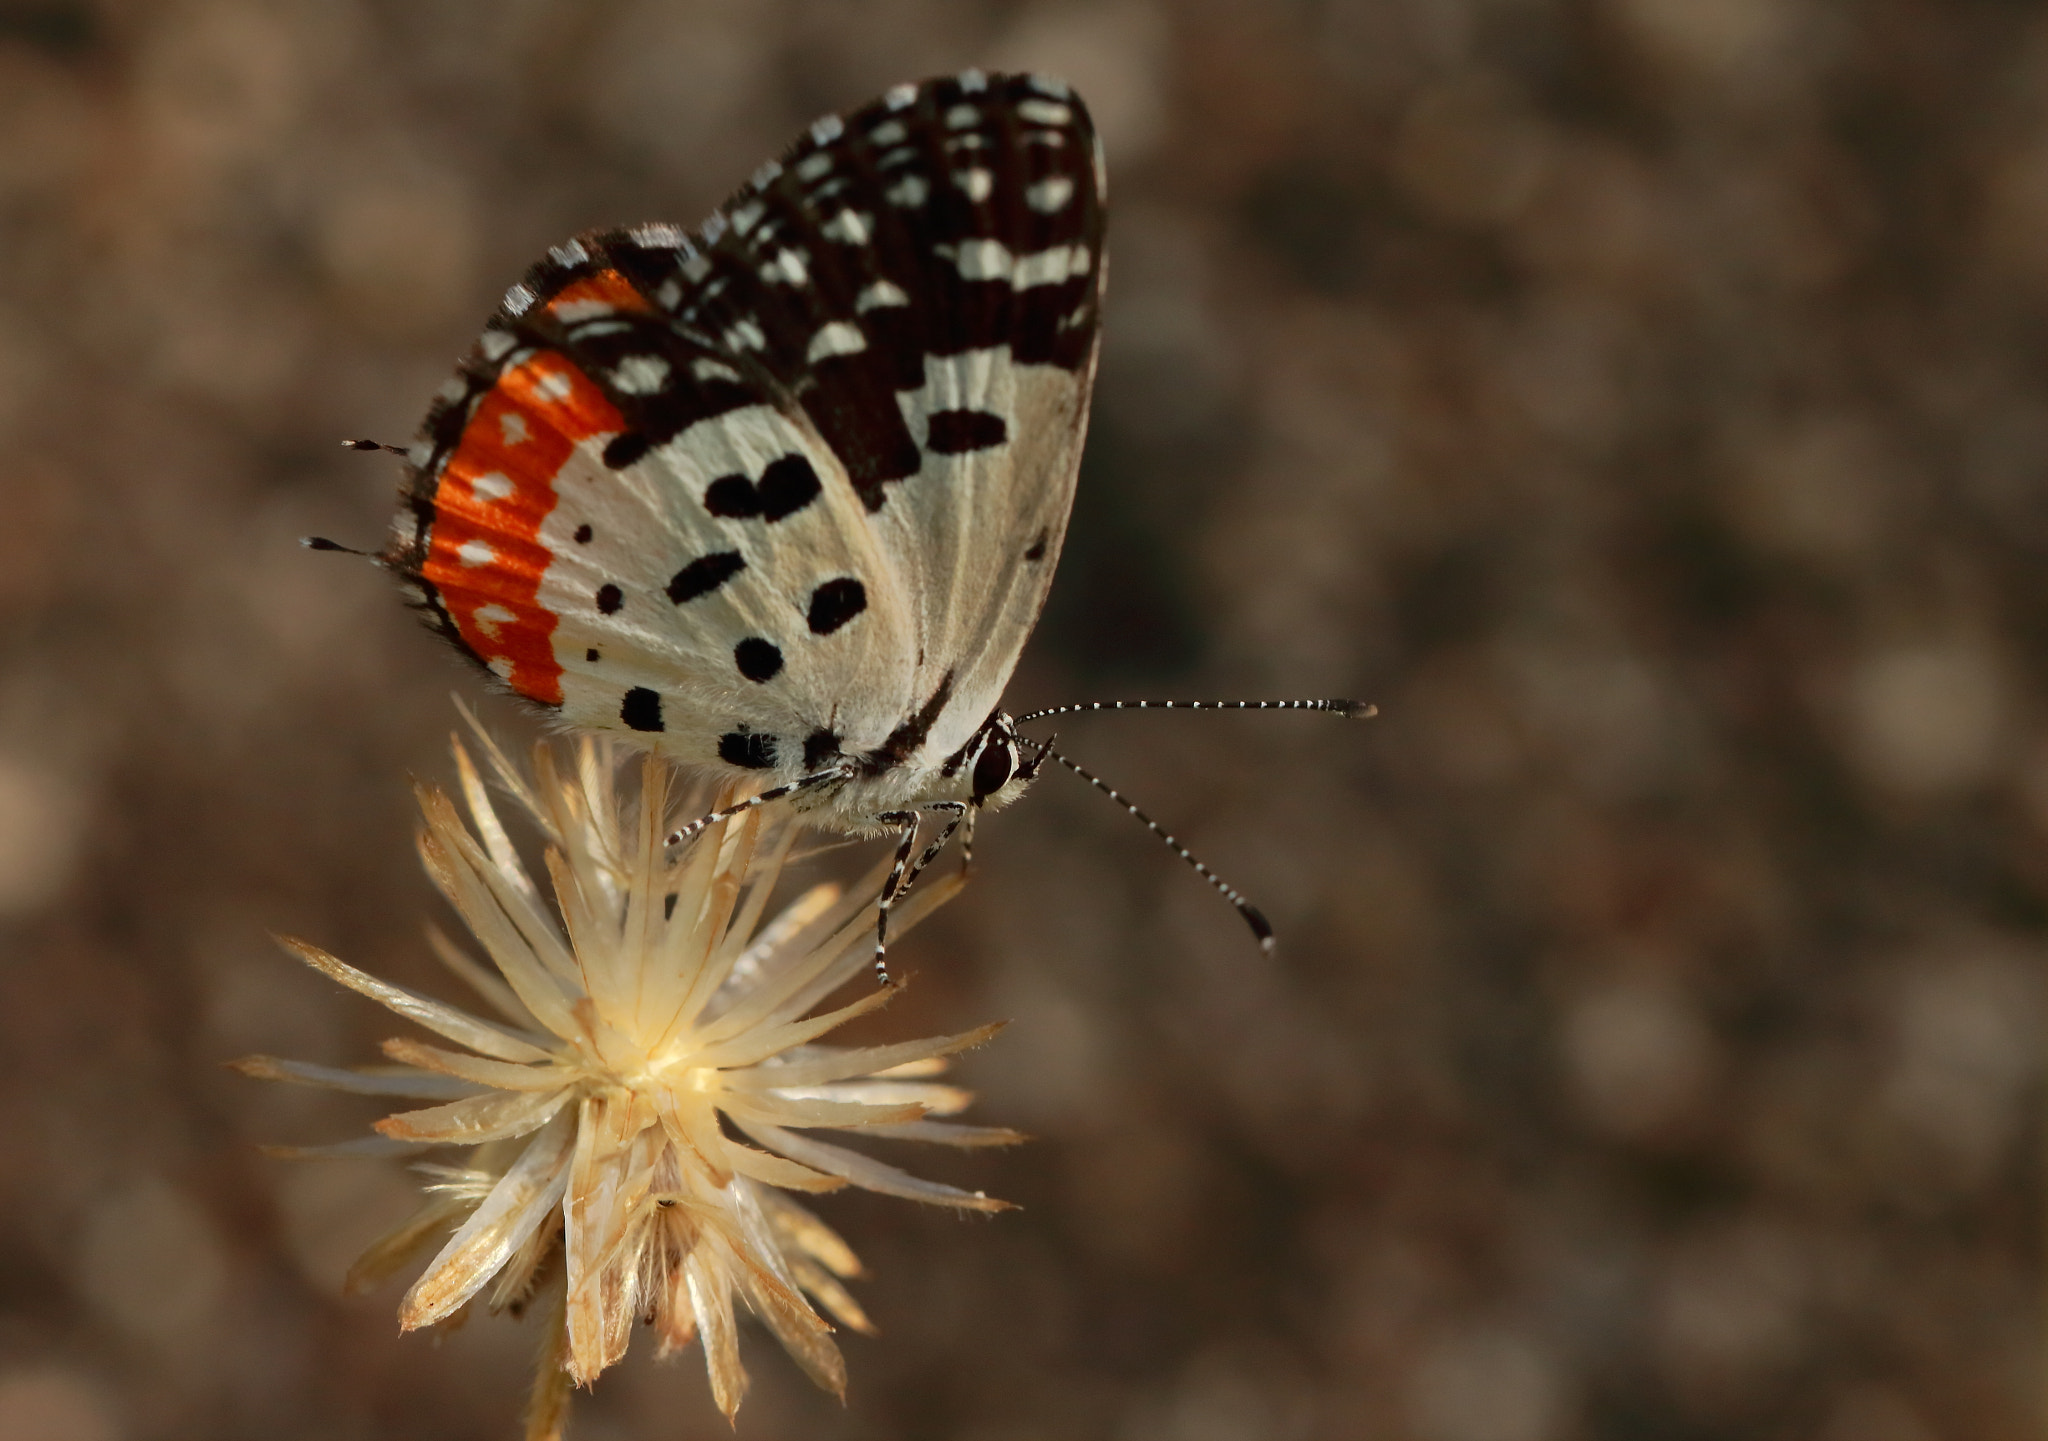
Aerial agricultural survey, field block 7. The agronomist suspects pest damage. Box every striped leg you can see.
[664,766,847,849]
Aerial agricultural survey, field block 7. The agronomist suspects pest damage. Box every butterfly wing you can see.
[386,71,1104,789]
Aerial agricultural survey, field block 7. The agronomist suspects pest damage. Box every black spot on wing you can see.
[734,637,783,682]
[807,577,867,635]
[574,524,593,543]
[702,455,822,522]
[596,583,623,614]
[758,455,823,519]
[621,687,664,731]
[927,409,1008,454]
[704,474,759,517]
[668,551,745,603]
[586,647,600,662]
[603,432,651,470]
[719,729,777,769]
[1024,526,1048,561]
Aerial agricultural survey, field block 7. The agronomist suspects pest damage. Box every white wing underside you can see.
[539,347,1089,780]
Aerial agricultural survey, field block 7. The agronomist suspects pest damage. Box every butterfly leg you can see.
[665,766,847,849]
[902,802,967,893]
[959,807,978,876]
[871,803,970,985]
[871,811,923,986]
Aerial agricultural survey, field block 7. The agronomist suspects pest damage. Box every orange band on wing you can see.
[422,351,625,705]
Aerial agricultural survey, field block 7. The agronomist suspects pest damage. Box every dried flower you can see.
[236,721,1018,1434]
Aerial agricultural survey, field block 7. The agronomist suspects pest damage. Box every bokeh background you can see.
[1,1,2045,1437]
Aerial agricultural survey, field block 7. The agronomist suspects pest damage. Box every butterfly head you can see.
[963,711,1044,814]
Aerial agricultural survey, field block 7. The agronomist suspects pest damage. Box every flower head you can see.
[237,720,1018,1431]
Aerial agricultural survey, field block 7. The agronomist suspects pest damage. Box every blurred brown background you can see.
[1,1,2044,1438]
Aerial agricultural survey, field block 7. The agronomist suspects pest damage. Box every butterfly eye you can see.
[971,738,1014,799]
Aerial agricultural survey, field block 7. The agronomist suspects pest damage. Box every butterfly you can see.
[343,70,1366,979]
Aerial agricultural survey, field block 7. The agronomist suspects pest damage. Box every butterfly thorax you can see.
[776,707,1037,835]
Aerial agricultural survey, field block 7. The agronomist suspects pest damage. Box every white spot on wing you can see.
[473,604,516,638]
[751,160,782,189]
[869,119,907,146]
[681,253,713,283]
[945,104,979,129]
[502,282,537,316]
[1027,74,1070,98]
[796,151,833,182]
[856,280,911,311]
[500,411,530,444]
[550,240,589,267]
[1027,176,1075,213]
[806,322,867,363]
[437,376,466,402]
[940,240,1091,289]
[655,279,681,309]
[959,68,987,92]
[533,369,574,401]
[550,299,613,322]
[887,174,930,207]
[479,330,516,360]
[730,201,765,236]
[810,114,844,146]
[1018,99,1072,126]
[723,318,766,351]
[953,239,1012,280]
[759,248,809,285]
[470,471,513,502]
[955,168,993,202]
[885,83,916,110]
[692,358,743,383]
[629,222,687,248]
[1013,244,1090,288]
[821,209,872,244]
[458,539,496,568]
[611,355,671,394]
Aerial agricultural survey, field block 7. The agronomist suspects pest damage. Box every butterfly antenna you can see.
[1045,746,1275,954]
[1016,698,1375,723]
[343,438,411,457]
[300,536,377,559]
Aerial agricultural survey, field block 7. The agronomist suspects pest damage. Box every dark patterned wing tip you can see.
[610,70,1108,514]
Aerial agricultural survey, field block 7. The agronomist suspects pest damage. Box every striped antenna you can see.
[1045,747,1275,954]
[1017,698,1374,723]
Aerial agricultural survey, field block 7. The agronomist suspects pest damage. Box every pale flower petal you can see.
[376,1087,571,1145]
[403,1111,575,1327]
[228,1054,482,1100]
[274,934,552,1064]
[735,1119,1013,1212]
